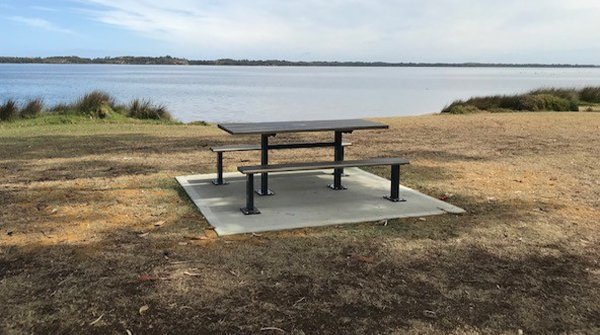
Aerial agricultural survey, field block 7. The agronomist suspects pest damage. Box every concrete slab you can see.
[176,168,464,236]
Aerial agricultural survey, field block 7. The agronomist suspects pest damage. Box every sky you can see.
[1,0,599,63]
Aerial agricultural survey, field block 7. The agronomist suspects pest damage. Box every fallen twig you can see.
[89,314,104,325]
[40,230,53,238]
[293,297,306,307]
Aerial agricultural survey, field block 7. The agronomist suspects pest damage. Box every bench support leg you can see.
[330,145,349,176]
[384,164,406,202]
[329,131,347,190]
[340,145,349,176]
[241,174,261,215]
[256,134,274,196]
[212,152,228,185]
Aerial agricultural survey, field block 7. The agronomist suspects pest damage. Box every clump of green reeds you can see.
[580,87,600,103]
[74,90,116,118]
[128,98,173,121]
[20,98,44,118]
[0,99,19,121]
[529,88,579,101]
[0,91,182,123]
[441,86,600,114]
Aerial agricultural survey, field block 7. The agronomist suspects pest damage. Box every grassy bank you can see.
[442,86,600,114]
[1,112,599,334]
[0,91,184,125]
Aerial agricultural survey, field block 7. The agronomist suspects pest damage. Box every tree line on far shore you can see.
[0,56,598,68]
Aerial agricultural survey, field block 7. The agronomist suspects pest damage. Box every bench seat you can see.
[238,158,409,174]
[211,141,352,185]
[238,157,410,215]
[211,141,351,152]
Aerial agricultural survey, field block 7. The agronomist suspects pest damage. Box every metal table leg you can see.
[256,133,274,196]
[384,164,406,202]
[329,131,347,190]
[241,174,261,215]
[212,151,228,185]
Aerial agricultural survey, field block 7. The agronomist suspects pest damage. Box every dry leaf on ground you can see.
[139,305,149,315]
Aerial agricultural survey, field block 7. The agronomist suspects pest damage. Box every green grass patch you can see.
[0,91,207,126]
[441,86,599,114]
[0,113,182,127]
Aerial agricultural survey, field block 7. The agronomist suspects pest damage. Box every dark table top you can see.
[218,119,388,135]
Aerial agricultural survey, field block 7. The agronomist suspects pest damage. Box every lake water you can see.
[1,64,599,122]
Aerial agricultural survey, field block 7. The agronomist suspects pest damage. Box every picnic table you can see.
[213,119,409,215]
[218,119,389,194]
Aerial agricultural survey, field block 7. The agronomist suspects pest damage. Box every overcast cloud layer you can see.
[2,0,600,63]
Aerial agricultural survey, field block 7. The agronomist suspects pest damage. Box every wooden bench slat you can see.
[238,158,409,174]
[211,141,351,152]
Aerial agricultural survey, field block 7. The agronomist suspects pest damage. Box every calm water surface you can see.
[1,64,599,122]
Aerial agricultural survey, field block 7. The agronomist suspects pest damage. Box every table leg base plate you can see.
[255,189,274,196]
[240,207,261,215]
[328,184,347,190]
[384,196,406,202]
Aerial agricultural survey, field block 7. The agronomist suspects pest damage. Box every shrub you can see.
[75,91,115,118]
[113,104,129,115]
[20,98,44,118]
[517,94,578,111]
[580,87,600,103]
[542,94,577,111]
[442,95,521,112]
[0,99,19,121]
[48,102,72,114]
[441,101,463,113]
[569,100,579,111]
[517,94,546,111]
[128,98,173,121]
[529,88,579,101]
[441,89,582,114]
[445,104,480,114]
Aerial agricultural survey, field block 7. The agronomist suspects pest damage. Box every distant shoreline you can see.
[1,56,598,68]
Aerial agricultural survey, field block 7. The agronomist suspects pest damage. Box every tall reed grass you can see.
[20,98,44,118]
[128,99,173,121]
[0,99,19,121]
[580,87,600,103]
[0,91,177,123]
[442,86,600,114]
[74,90,116,118]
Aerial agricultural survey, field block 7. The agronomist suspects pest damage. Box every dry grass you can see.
[1,113,599,334]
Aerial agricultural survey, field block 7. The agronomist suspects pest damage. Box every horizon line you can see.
[0,56,599,68]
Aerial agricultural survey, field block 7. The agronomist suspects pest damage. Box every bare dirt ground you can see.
[1,112,599,334]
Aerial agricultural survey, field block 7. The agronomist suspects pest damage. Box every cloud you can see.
[30,6,58,12]
[9,16,75,34]
[74,0,600,62]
